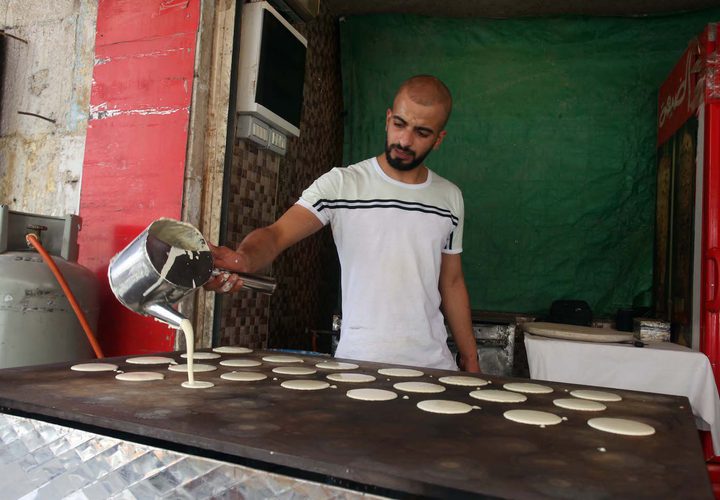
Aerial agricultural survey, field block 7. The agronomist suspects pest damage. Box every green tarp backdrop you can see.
[340,10,720,317]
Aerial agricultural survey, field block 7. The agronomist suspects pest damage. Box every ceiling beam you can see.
[323,0,720,18]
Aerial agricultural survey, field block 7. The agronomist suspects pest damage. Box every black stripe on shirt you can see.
[313,198,459,226]
[445,231,454,250]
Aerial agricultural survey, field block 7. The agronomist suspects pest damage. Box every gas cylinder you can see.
[0,206,98,368]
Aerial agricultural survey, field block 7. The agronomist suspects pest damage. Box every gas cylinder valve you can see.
[25,224,48,246]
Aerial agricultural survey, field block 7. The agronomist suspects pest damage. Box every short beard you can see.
[384,140,432,171]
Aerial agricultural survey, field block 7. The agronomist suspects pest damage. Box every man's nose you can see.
[397,128,413,148]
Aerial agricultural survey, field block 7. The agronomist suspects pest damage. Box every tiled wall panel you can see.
[218,6,343,349]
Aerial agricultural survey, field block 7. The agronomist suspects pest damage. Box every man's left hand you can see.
[459,353,481,373]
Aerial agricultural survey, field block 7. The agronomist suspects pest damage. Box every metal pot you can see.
[108,218,213,327]
[108,218,276,328]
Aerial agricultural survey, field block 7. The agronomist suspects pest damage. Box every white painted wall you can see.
[0,0,97,217]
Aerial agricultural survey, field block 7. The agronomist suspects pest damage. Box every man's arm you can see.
[439,253,480,373]
[205,205,324,293]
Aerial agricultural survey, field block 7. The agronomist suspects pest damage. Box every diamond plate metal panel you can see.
[0,414,383,500]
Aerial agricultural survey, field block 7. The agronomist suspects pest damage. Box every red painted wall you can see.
[79,0,201,356]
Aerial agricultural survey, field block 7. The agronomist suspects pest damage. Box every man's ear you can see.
[433,130,447,150]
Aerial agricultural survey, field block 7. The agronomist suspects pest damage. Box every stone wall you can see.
[0,0,97,216]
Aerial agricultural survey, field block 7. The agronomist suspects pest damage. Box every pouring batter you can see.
[178,318,214,389]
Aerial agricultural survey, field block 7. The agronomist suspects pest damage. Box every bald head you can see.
[394,75,453,129]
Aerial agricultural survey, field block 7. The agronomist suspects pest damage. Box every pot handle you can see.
[211,269,277,295]
[236,272,277,295]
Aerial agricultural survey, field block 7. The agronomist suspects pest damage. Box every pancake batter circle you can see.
[168,363,217,373]
[377,368,424,378]
[417,400,474,414]
[346,388,398,401]
[220,371,267,382]
[393,382,446,394]
[181,352,221,360]
[570,389,622,402]
[438,375,490,387]
[262,355,304,363]
[504,409,562,426]
[587,417,655,436]
[213,346,253,354]
[182,380,215,389]
[315,361,359,370]
[272,366,317,376]
[115,371,164,382]
[326,372,376,383]
[126,356,175,365]
[503,382,553,394]
[553,398,607,412]
[71,363,118,372]
[280,380,330,391]
[219,359,262,368]
[469,389,527,403]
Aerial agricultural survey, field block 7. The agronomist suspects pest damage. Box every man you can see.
[207,75,480,372]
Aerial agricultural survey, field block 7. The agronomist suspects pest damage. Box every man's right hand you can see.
[203,243,248,294]
[203,205,324,294]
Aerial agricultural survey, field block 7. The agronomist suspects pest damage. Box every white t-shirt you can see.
[297,157,464,370]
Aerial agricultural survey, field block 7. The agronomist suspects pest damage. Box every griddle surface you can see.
[0,350,711,499]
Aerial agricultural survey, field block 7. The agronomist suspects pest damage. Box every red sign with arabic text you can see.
[658,24,719,146]
[657,38,702,146]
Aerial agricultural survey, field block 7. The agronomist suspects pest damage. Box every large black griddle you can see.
[0,349,711,499]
